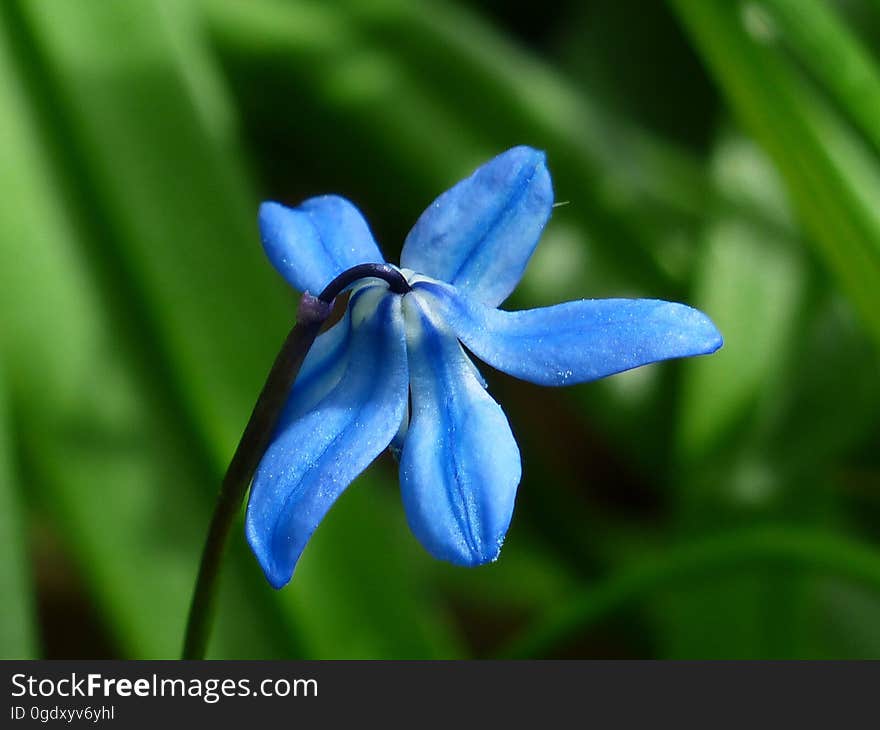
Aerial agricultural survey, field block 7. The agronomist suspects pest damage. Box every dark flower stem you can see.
[181,293,329,659]
[182,264,409,659]
[318,263,411,300]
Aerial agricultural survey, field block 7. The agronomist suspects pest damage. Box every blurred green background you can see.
[1,0,879,659]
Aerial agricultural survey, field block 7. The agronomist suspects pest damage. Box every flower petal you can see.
[246,287,408,588]
[399,292,521,566]
[277,305,352,427]
[259,196,385,294]
[417,281,723,386]
[400,146,553,307]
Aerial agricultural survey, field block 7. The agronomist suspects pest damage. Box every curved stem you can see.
[181,263,411,659]
[498,525,880,659]
[182,292,331,659]
[319,263,410,302]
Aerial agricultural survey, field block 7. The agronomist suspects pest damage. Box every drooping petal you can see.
[417,281,723,386]
[388,406,409,463]
[276,305,352,428]
[259,196,385,294]
[399,292,521,567]
[246,287,408,588]
[400,146,553,307]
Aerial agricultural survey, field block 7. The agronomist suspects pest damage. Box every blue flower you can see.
[246,146,722,588]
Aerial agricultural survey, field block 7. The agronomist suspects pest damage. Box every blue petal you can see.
[399,292,521,566]
[388,406,409,463]
[417,281,723,386]
[246,287,408,588]
[400,146,553,307]
[260,196,385,294]
[277,305,352,428]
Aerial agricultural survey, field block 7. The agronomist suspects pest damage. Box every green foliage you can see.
[0,368,36,658]
[0,0,877,658]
